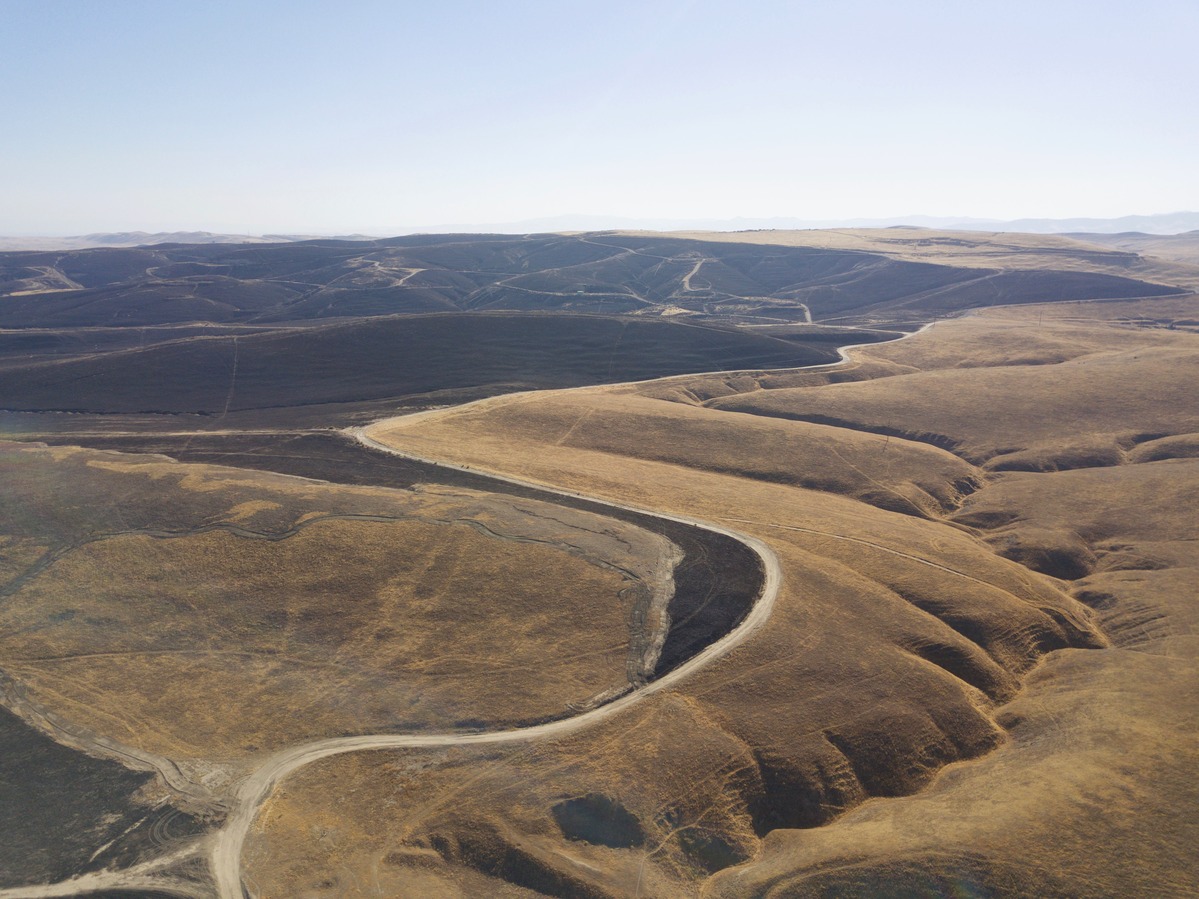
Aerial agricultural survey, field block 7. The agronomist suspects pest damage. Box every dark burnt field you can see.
[0,233,1180,328]
[3,230,1177,428]
[0,313,843,418]
[0,703,204,889]
[43,431,764,681]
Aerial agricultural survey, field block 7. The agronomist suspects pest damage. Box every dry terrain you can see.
[637,226,1199,289]
[1074,229,1199,270]
[0,442,680,763]
[209,296,1197,896]
[0,230,1195,897]
[233,295,1196,897]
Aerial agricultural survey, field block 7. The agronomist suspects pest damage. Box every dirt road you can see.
[209,434,781,897]
[211,322,940,897]
[4,321,932,897]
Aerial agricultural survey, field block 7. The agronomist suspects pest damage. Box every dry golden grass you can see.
[1025,291,1199,327]
[0,444,676,760]
[706,646,1198,898]
[711,313,1199,470]
[251,325,1126,893]
[708,443,1199,898]
[5,286,1196,894]
[1080,231,1199,268]
[245,695,763,898]
[238,298,1199,897]
[413,388,981,518]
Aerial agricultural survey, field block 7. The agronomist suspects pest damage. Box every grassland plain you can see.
[227,295,1199,897]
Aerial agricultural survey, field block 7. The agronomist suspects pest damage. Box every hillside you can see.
[0,231,1182,329]
[0,313,848,423]
[2,229,1186,432]
[0,232,1195,897]
[331,297,1197,897]
[1072,230,1199,268]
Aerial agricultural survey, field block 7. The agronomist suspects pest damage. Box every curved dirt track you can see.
[211,322,938,897]
[210,449,781,897]
[1,321,930,898]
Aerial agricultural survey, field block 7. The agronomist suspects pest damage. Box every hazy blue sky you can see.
[2,0,1196,233]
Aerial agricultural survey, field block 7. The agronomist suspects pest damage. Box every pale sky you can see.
[2,0,1196,234]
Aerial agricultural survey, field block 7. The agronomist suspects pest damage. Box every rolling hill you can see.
[0,232,1182,329]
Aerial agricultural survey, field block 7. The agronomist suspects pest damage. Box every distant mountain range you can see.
[2,213,1196,250]
[406,211,1199,237]
[982,212,1199,236]
[0,231,377,251]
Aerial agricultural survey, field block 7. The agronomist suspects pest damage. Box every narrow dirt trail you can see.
[0,842,208,898]
[681,257,707,291]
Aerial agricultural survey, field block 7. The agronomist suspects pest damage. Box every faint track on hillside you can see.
[0,840,209,898]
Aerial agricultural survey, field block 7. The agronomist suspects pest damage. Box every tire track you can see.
[209,472,781,898]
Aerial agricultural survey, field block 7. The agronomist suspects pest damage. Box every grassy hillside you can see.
[2,235,1196,897]
[0,441,677,756]
[711,315,1199,469]
[0,231,1182,328]
[292,297,1196,897]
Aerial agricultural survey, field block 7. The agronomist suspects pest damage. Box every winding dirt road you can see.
[210,435,781,898]
[2,321,933,898]
[208,321,937,898]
